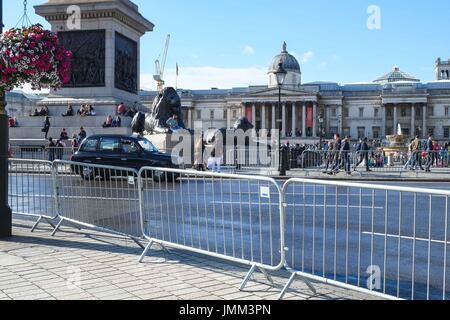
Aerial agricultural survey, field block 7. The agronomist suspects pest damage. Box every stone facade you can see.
[141,48,450,142]
[34,0,153,111]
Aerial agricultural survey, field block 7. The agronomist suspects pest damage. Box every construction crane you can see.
[154,34,170,91]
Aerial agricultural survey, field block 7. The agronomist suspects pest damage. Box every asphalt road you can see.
[8,172,450,300]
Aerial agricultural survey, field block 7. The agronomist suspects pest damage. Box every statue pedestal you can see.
[34,0,154,109]
[144,133,184,153]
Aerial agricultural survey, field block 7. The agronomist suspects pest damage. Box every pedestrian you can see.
[411,135,424,171]
[354,138,371,172]
[331,134,342,175]
[425,134,434,172]
[46,138,57,162]
[42,116,51,139]
[71,134,79,154]
[323,142,335,174]
[341,136,352,175]
[194,135,205,171]
[78,127,87,144]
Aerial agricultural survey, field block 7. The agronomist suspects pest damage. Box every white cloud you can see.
[302,51,314,63]
[141,66,268,91]
[242,45,255,56]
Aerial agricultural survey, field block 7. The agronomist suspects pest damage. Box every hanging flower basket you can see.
[0,24,72,92]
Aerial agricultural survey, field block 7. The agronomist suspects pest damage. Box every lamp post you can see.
[0,0,12,238]
[274,60,287,176]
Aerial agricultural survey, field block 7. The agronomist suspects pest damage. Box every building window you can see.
[445,107,449,117]
[416,108,421,117]
[232,110,237,119]
[210,110,215,119]
[359,108,364,118]
[401,107,407,117]
[331,108,337,117]
[428,107,434,117]
[196,110,201,120]
[374,108,379,118]
[343,108,349,118]
[343,127,351,137]
[330,127,338,136]
[357,127,365,139]
[386,109,392,117]
[372,127,380,139]
[444,127,450,139]
[223,110,227,120]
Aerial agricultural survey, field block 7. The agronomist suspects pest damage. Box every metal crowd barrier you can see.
[137,166,285,290]
[10,146,76,162]
[225,147,279,171]
[8,159,59,231]
[280,178,450,300]
[51,160,144,247]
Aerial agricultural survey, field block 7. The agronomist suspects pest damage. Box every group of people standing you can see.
[404,134,437,172]
[322,134,367,176]
[45,127,86,161]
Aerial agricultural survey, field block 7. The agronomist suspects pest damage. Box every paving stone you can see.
[1,219,379,301]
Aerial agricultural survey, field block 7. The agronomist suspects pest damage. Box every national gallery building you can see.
[142,44,450,141]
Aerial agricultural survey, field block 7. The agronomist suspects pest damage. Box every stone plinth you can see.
[34,0,154,108]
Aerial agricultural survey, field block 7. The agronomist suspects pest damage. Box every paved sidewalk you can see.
[0,219,378,301]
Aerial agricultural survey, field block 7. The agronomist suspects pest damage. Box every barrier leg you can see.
[258,267,275,287]
[138,240,154,263]
[239,264,257,291]
[51,218,65,237]
[30,216,43,233]
[279,272,317,300]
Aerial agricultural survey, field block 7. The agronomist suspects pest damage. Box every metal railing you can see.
[8,159,59,231]
[288,149,450,176]
[280,178,450,300]
[225,147,279,171]
[137,166,285,290]
[8,158,450,300]
[10,146,76,162]
[51,160,144,247]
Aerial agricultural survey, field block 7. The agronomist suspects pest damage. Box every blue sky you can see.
[4,0,450,90]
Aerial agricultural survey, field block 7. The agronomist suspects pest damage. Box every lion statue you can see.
[132,87,185,134]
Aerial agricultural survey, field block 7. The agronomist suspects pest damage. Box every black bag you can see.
[41,128,46,133]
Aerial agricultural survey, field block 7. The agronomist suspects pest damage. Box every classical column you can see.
[302,102,307,138]
[188,109,193,129]
[291,102,296,138]
[282,103,286,138]
[393,104,398,134]
[381,104,386,138]
[261,103,266,130]
[271,103,276,131]
[411,104,415,137]
[312,102,317,138]
[226,108,231,129]
[422,103,427,138]
[338,105,343,135]
[252,103,256,127]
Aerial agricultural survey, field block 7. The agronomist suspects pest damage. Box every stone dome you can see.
[268,42,301,88]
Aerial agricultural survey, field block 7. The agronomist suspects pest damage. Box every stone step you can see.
[14,116,133,128]
[31,104,139,117]
[9,126,132,140]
